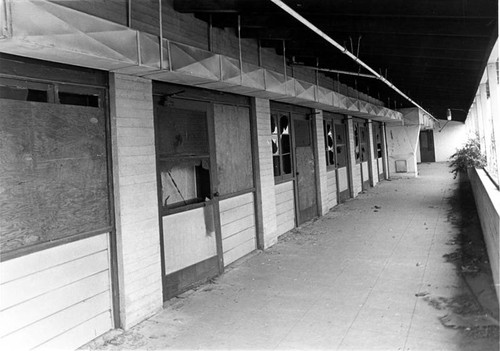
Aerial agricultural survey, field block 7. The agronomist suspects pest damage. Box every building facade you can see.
[0,1,445,349]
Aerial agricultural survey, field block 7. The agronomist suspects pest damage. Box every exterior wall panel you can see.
[275,181,295,236]
[469,168,500,303]
[0,235,113,350]
[327,170,337,209]
[110,73,162,329]
[220,193,257,266]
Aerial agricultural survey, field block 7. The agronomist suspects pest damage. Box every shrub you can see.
[449,138,486,179]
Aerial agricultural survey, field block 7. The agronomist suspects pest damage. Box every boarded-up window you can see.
[0,98,110,255]
[214,104,253,196]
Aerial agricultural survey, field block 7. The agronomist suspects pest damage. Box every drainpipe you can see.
[269,0,439,122]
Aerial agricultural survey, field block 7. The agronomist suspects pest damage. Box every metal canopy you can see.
[174,0,498,122]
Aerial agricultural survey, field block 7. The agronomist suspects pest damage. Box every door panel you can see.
[155,98,222,301]
[293,118,317,225]
[419,130,436,162]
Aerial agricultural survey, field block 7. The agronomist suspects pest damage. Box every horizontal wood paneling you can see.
[220,193,256,266]
[34,311,112,351]
[0,234,112,350]
[275,181,295,236]
[327,170,337,209]
[2,292,111,350]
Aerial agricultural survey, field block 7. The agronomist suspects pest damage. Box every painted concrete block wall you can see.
[327,171,338,209]
[469,168,500,303]
[0,235,113,350]
[433,121,466,162]
[275,181,296,236]
[253,98,278,248]
[347,117,361,196]
[368,121,378,186]
[386,124,421,178]
[109,74,163,329]
[314,109,330,216]
[220,192,257,266]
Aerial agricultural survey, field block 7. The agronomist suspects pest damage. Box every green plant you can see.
[449,138,486,178]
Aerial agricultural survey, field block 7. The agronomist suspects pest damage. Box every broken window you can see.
[156,99,212,212]
[324,120,336,169]
[0,77,50,102]
[373,123,383,158]
[335,122,348,168]
[271,112,293,181]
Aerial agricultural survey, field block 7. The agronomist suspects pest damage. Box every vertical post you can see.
[479,82,490,164]
[487,62,500,184]
[238,15,243,84]
[158,0,164,69]
[475,92,486,153]
[208,14,213,52]
[127,0,132,28]
[382,122,389,179]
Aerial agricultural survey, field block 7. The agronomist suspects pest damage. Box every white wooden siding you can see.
[220,192,257,266]
[275,181,295,236]
[0,234,113,350]
[327,170,337,209]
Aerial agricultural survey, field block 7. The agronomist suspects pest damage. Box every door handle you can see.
[212,192,219,198]
[296,172,299,176]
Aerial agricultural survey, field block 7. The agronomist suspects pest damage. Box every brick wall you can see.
[252,98,278,248]
[109,73,163,329]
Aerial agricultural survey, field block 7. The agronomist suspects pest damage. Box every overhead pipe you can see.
[291,64,378,79]
[269,0,439,122]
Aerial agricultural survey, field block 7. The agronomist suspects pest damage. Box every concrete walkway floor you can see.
[84,163,499,351]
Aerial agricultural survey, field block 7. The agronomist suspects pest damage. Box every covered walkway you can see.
[84,163,499,351]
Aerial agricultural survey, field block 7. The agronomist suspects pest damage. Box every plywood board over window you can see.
[214,104,253,196]
[0,100,110,257]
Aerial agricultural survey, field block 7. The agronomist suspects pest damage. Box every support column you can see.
[479,82,492,166]
[109,74,163,329]
[487,62,500,184]
[367,120,377,186]
[475,89,486,153]
[346,116,357,197]
[252,98,278,249]
[313,109,329,216]
[382,123,389,179]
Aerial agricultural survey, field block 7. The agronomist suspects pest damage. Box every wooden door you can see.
[155,98,222,301]
[419,130,436,162]
[293,115,318,225]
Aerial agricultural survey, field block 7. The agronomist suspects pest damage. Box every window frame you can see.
[324,118,336,171]
[154,97,215,216]
[271,111,294,183]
